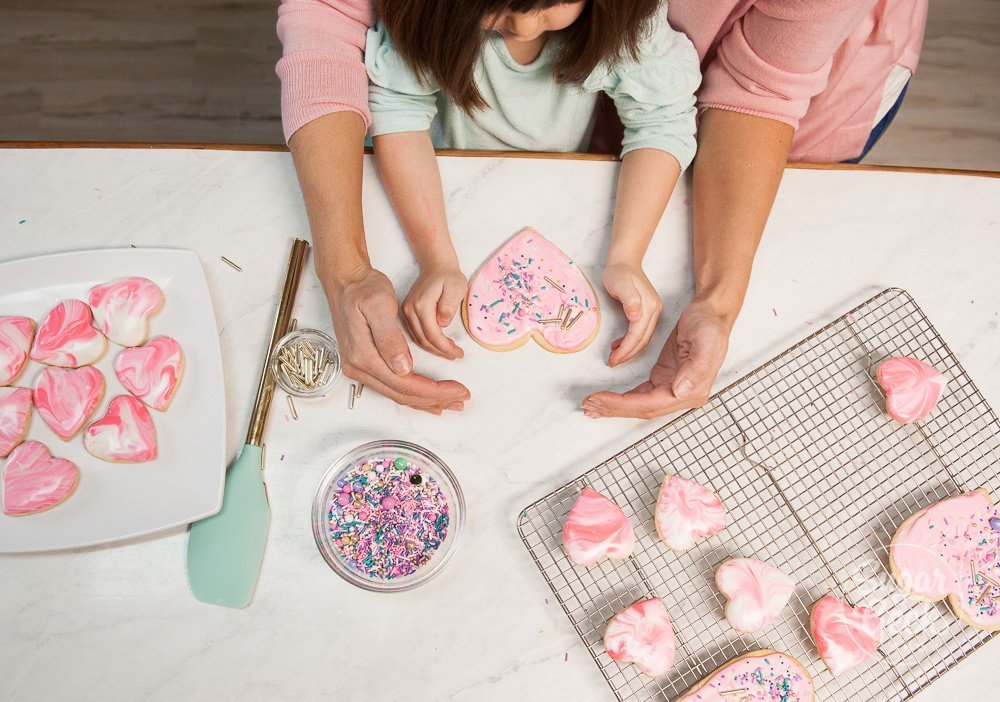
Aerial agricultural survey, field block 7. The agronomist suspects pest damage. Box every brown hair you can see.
[375,0,662,112]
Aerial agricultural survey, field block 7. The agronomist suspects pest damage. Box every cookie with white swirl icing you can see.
[604,598,676,677]
[0,316,35,386]
[88,276,164,347]
[562,486,635,566]
[114,336,184,411]
[655,475,726,551]
[716,558,796,634]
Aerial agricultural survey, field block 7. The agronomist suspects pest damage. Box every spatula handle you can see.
[246,238,309,446]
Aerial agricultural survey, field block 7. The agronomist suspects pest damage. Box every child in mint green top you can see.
[367,0,700,369]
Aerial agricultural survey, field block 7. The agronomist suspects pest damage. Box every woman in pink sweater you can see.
[276,0,927,417]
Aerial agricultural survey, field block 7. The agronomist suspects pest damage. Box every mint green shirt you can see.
[365,15,700,168]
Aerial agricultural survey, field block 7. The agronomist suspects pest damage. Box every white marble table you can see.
[0,147,998,701]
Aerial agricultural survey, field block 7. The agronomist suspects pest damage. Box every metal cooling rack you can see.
[518,288,1000,702]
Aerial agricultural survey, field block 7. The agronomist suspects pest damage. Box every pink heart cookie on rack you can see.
[716,558,796,633]
[463,228,600,353]
[2,440,80,516]
[84,395,158,463]
[0,387,33,457]
[655,475,727,551]
[604,598,676,677]
[30,299,107,367]
[89,276,164,347]
[33,366,105,440]
[562,486,635,566]
[877,356,946,424]
[114,336,184,411]
[810,595,882,676]
[0,316,35,385]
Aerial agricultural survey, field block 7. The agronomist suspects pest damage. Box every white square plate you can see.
[0,248,226,552]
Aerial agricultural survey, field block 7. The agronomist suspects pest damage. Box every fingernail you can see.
[445,401,464,411]
[391,354,412,376]
[674,378,694,398]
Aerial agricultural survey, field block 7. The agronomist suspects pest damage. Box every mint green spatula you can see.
[187,238,309,608]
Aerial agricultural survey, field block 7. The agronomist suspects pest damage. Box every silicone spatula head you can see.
[186,444,269,607]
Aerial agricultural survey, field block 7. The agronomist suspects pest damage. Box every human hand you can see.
[325,265,470,414]
[401,264,467,360]
[602,262,663,367]
[582,299,731,419]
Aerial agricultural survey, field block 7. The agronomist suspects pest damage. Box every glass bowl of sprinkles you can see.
[270,328,342,398]
[312,440,465,592]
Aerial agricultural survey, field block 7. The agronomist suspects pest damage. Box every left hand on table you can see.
[602,262,663,367]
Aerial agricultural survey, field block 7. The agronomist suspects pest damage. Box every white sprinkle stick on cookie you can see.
[676,650,814,701]
[890,489,1000,631]
[88,276,164,347]
[30,300,107,367]
[463,228,600,354]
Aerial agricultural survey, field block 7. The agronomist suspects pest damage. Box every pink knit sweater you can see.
[276,0,927,162]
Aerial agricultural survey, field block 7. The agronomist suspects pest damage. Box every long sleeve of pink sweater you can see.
[275,0,927,162]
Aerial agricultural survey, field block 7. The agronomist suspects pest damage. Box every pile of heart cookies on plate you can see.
[0,277,184,517]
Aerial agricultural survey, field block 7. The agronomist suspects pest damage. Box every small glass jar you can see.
[270,328,341,398]
[312,440,465,592]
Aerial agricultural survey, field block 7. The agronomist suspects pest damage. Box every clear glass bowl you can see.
[270,328,341,398]
[312,440,465,592]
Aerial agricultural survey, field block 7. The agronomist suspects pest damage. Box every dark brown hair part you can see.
[375,0,662,112]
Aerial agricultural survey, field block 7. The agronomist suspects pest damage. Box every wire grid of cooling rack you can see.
[518,288,1000,702]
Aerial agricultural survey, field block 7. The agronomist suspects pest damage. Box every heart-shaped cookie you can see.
[33,366,105,440]
[890,489,1000,631]
[562,486,635,566]
[114,336,184,411]
[655,475,726,551]
[89,276,164,347]
[604,598,676,677]
[677,650,814,701]
[0,387,33,457]
[716,558,796,633]
[2,440,79,516]
[810,596,881,675]
[84,395,158,463]
[463,228,600,353]
[30,299,107,367]
[0,316,35,385]
[877,356,946,424]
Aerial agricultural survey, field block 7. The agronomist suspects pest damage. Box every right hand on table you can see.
[324,265,469,414]
[400,264,467,360]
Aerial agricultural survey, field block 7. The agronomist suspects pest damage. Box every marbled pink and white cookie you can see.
[655,475,726,551]
[84,395,158,463]
[677,650,814,701]
[0,316,35,385]
[716,558,796,634]
[88,276,164,347]
[604,598,676,677]
[562,486,635,566]
[114,336,184,411]
[30,299,107,367]
[877,356,947,424]
[2,441,79,516]
[810,596,882,676]
[890,489,1000,631]
[33,366,105,441]
[0,387,33,458]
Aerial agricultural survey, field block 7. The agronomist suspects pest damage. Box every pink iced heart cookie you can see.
[84,395,158,463]
[2,440,79,516]
[655,475,726,551]
[677,650,814,701]
[88,276,164,347]
[463,228,600,353]
[33,366,105,440]
[604,598,676,677]
[562,486,635,566]
[809,596,881,676]
[0,316,35,385]
[716,558,796,633]
[30,299,107,367]
[890,489,1000,631]
[114,336,184,411]
[0,387,33,458]
[877,356,946,424]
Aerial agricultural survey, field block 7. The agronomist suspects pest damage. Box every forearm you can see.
[607,149,681,266]
[373,132,458,270]
[288,111,370,287]
[691,108,793,325]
